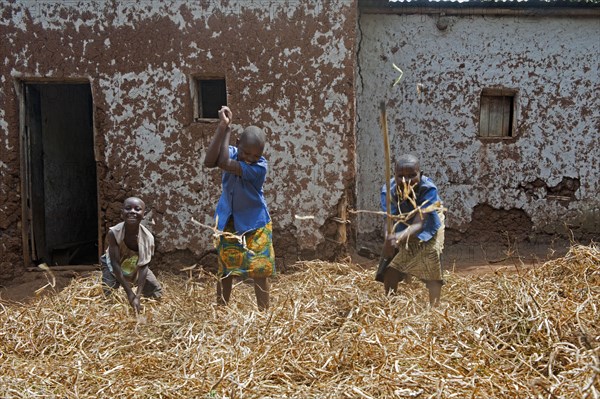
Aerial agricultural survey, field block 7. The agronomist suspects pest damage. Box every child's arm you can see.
[205,106,257,177]
[135,265,149,298]
[215,130,243,176]
[395,212,425,243]
[383,212,426,256]
[213,107,247,175]
[204,106,245,176]
[204,106,232,168]
[107,231,141,312]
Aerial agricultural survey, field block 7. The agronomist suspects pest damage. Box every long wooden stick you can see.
[379,101,392,236]
[375,101,393,283]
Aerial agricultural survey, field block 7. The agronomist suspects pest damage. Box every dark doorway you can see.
[23,83,98,266]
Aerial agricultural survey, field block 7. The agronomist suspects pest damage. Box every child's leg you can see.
[383,268,405,295]
[216,275,233,305]
[253,277,270,311]
[100,256,120,296]
[425,280,443,306]
[141,269,162,299]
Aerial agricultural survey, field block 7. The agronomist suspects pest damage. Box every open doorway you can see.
[22,83,99,266]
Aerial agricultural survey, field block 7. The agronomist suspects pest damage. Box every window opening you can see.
[193,77,227,120]
[479,89,516,138]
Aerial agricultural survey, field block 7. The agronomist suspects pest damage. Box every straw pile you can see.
[1,244,598,398]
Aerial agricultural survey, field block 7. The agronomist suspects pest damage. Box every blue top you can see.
[215,146,271,233]
[380,175,442,242]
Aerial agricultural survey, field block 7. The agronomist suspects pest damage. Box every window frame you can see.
[191,75,227,122]
[478,88,518,139]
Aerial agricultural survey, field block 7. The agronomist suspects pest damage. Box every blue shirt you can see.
[380,175,442,242]
[215,146,271,233]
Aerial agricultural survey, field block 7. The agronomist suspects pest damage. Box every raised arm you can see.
[215,127,243,176]
[204,106,232,168]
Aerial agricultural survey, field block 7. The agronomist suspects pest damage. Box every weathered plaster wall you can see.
[0,0,357,279]
[357,13,600,245]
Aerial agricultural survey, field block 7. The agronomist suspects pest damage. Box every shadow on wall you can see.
[444,203,581,265]
[446,204,533,245]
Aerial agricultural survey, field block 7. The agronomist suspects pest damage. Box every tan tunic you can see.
[104,222,154,282]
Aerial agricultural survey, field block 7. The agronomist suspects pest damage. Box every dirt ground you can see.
[0,269,91,304]
[0,241,570,304]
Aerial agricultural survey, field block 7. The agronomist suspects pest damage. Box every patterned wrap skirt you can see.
[217,220,276,279]
[389,212,445,281]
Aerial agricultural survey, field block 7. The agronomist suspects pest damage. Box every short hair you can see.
[396,154,420,169]
[241,126,266,148]
[124,197,145,208]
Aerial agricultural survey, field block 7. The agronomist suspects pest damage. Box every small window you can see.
[192,77,227,120]
[479,89,516,138]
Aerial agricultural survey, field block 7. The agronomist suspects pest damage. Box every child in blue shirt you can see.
[204,106,275,311]
[379,154,445,306]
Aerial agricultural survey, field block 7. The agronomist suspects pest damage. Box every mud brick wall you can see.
[0,0,357,279]
[356,12,600,247]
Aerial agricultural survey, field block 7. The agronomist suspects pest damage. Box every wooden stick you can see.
[375,101,394,282]
[380,101,392,236]
[27,265,99,272]
[190,217,255,255]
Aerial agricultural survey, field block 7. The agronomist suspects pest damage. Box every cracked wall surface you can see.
[0,0,357,279]
[356,13,600,245]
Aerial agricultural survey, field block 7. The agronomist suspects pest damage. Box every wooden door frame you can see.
[17,78,102,266]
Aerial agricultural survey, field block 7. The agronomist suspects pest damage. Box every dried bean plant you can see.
[0,244,598,398]
[349,178,445,249]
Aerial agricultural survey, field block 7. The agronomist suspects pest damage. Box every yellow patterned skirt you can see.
[217,220,276,279]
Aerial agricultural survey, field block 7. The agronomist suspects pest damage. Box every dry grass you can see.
[0,244,598,398]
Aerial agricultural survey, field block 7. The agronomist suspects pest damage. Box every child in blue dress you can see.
[203,106,275,311]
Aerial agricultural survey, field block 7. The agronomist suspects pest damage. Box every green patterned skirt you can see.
[217,220,276,279]
[389,213,445,281]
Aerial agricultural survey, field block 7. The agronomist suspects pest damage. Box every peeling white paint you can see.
[0,92,10,153]
[242,62,259,73]
[1,0,357,264]
[310,31,348,67]
[357,13,600,240]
